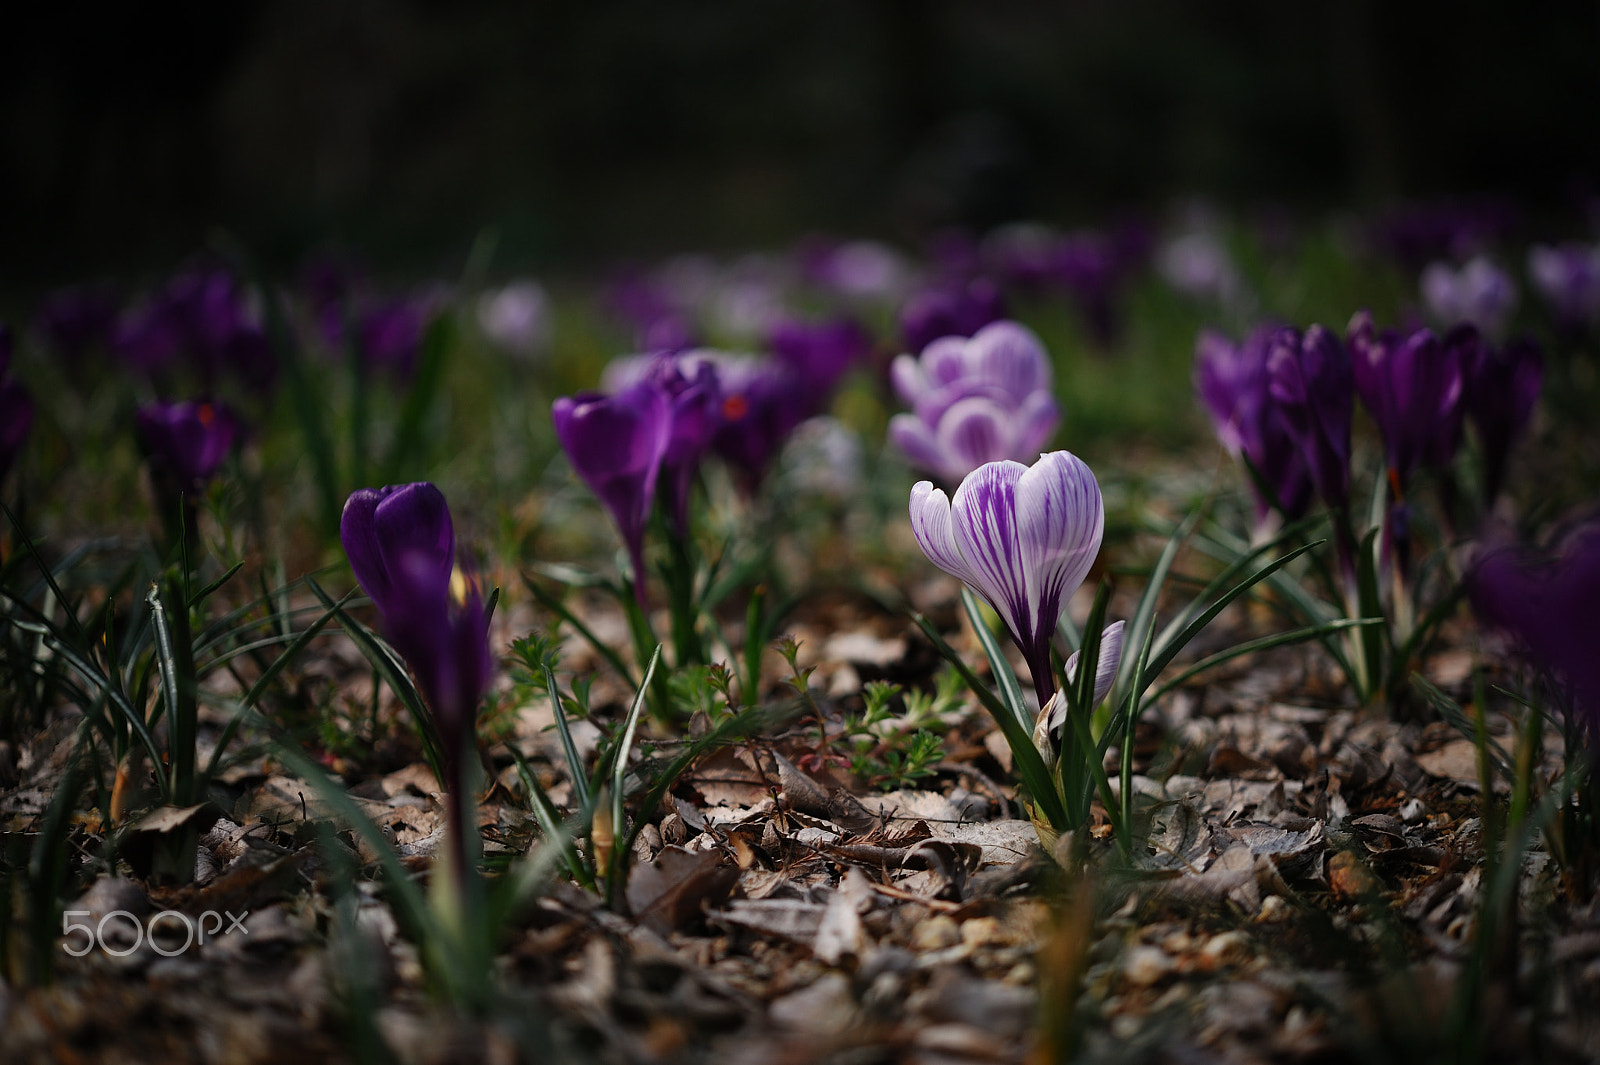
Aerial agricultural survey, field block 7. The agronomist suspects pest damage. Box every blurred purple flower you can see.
[910,451,1115,707]
[134,399,240,494]
[1347,312,1466,490]
[1193,326,1314,524]
[357,297,429,380]
[622,354,725,537]
[898,277,1007,355]
[1054,232,1125,346]
[767,315,871,416]
[1421,256,1517,337]
[606,268,697,352]
[1370,200,1515,271]
[476,280,551,358]
[1266,325,1354,516]
[552,382,672,604]
[889,320,1060,486]
[1527,242,1600,333]
[800,239,911,302]
[114,270,274,393]
[340,483,491,761]
[1471,525,1600,730]
[705,354,810,495]
[1460,332,1543,506]
[33,285,119,365]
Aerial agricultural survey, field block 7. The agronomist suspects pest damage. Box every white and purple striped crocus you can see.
[910,451,1121,711]
[889,320,1061,486]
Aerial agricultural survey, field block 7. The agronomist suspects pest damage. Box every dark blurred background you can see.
[5,1,1599,284]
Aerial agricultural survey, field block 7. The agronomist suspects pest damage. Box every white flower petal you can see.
[909,480,980,589]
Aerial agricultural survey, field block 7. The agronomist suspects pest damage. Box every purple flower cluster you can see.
[0,325,33,488]
[114,269,274,394]
[889,321,1061,486]
[897,277,1008,356]
[980,223,1147,346]
[340,483,493,751]
[1197,314,1542,532]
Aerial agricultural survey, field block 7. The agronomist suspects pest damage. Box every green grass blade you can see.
[912,612,1069,831]
[523,576,636,689]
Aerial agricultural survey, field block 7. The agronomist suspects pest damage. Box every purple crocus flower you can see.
[613,353,724,537]
[340,483,492,876]
[1266,325,1354,516]
[552,382,673,604]
[910,451,1119,708]
[1193,326,1314,525]
[898,278,1008,355]
[1471,525,1600,731]
[889,320,1061,486]
[1527,242,1600,333]
[1347,312,1466,491]
[1421,256,1518,338]
[134,400,240,494]
[1461,333,1542,506]
[356,297,428,380]
[341,484,489,742]
[1054,232,1125,346]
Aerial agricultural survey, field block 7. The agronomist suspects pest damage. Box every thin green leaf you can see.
[912,612,1069,830]
[1143,618,1380,707]
[523,576,636,688]
[188,560,244,609]
[541,659,590,809]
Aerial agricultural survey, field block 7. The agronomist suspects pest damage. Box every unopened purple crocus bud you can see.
[340,482,457,624]
[888,320,1061,486]
[0,377,32,487]
[1471,525,1600,731]
[1193,326,1314,524]
[910,451,1119,708]
[340,483,492,775]
[1347,311,1466,492]
[1527,242,1600,333]
[898,278,1008,355]
[134,400,240,493]
[1266,325,1354,515]
[1421,256,1517,338]
[552,382,673,604]
[1460,334,1542,506]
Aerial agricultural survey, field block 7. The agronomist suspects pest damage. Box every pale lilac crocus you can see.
[1421,256,1517,338]
[889,320,1061,486]
[910,451,1120,709]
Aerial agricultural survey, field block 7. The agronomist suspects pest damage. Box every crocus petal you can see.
[909,480,981,590]
[889,415,949,477]
[1012,391,1062,458]
[1062,619,1126,709]
[889,353,930,406]
[935,396,1013,480]
[969,320,1051,398]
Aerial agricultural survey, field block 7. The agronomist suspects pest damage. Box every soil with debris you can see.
[3,571,1598,1065]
